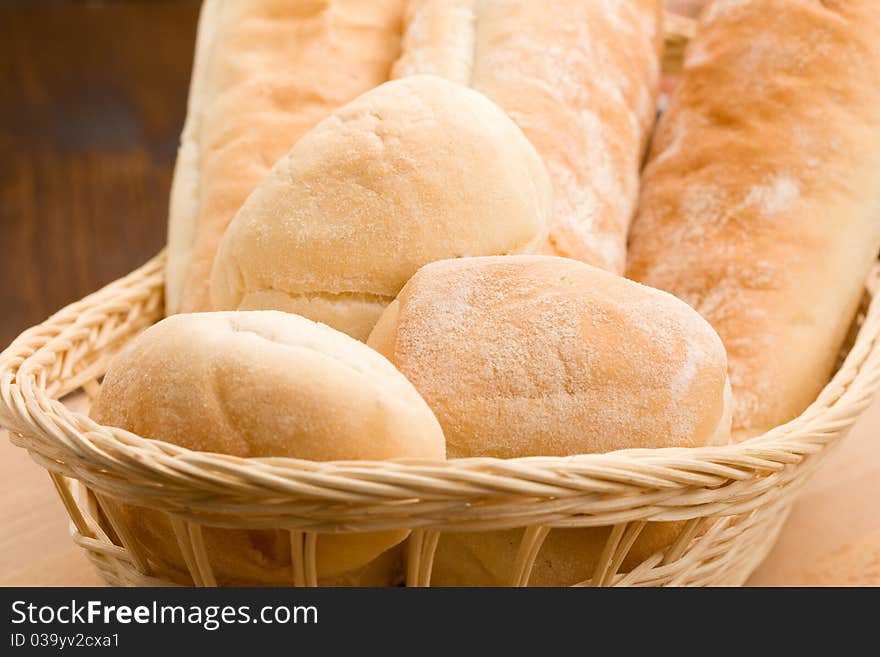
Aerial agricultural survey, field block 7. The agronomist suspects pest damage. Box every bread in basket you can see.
[2,252,879,586]
[3,6,880,587]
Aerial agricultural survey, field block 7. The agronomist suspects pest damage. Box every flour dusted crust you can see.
[393,0,663,273]
[91,311,445,584]
[166,0,406,314]
[367,255,731,586]
[626,0,880,438]
[369,256,731,459]
[210,76,552,340]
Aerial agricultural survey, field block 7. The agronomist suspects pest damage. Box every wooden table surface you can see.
[0,0,198,347]
[1,1,878,588]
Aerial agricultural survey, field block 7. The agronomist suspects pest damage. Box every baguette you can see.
[626,0,880,438]
[166,0,405,314]
[392,0,663,272]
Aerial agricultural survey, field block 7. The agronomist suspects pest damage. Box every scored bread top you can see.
[91,311,445,461]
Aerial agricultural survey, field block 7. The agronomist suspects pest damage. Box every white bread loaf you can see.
[210,75,552,340]
[90,311,445,585]
[166,0,405,314]
[367,255,731,585]
[392,0,663,273]
[626,0,880,439]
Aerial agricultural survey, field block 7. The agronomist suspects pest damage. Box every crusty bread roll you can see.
[626,0,880,439]
[392,0,663,273]
[367,255,731,585]
[166,0,405,315]
[90,311,444,585]
[210,75,552,340]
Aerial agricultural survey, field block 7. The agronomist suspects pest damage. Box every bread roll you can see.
[167,0,405,314]
[367,255,731,585]
[626,0,880,439]
[392,0,663,273]
[210,75,552,340]
[91,311,444,585]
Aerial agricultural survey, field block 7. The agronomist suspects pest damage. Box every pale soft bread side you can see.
[167,0,405,314]
[210,75,552,340]
[367,255,731,586]
[165,0,222,315]
[91,311,445,585]
[626,0,880,439]
[392,0,663,273]
[130,533,407,588]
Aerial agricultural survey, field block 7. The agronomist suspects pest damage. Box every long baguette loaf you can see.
[627,0,880,439]
[392,0,663,273]
[166,0,404,314]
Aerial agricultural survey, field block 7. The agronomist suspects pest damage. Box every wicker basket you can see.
[3,14,880,587]
[3,252,879,587]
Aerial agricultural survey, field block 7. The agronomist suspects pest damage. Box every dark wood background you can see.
[0,0,200,346]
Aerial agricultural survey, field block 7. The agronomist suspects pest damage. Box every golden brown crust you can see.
[627,0,880,438]
[167,0,406,314]
[393,0,663,272]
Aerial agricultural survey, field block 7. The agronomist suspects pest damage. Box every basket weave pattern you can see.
[4,15,880,586]
[2,252,879,586]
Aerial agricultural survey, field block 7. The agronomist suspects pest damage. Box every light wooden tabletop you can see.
[0,432,104,586]
[3,397,878,587]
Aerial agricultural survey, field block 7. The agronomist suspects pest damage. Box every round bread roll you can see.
[210,74,552,341]
[90,311,445,585]
[367,255,732,585]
